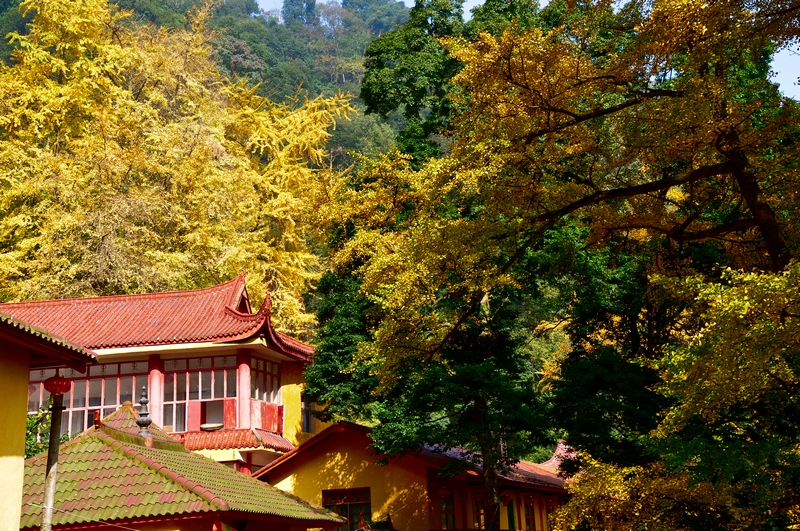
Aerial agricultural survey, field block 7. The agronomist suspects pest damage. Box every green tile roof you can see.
[21,403,344,529]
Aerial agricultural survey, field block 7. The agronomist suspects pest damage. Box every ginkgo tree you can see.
[0,0,351,333]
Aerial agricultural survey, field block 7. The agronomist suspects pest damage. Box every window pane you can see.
[166,359,186,371]
[72,381,86,408]
[226,369,237,397]
[89,380,102,407]
[164,373,174,402]
[206,400,224,424]
[213,370,223,399]
[27,383,40,412]
[189,357,211,370]
[217,356,236,368]
[163,405,174,431]
[189,372,199,400]
[176,372,187,400]
[175,403,186,432]
[62,387,71,409]
[102,408,115,418]
[272,376,280,402]
[260,373,266,401]
[104,378,117,406]
[32,369,56,381]
[71,411,85,434]
[119,376,133,403]
[201,371,212,399]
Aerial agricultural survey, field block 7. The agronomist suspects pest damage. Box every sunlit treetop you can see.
[0,0,353,335]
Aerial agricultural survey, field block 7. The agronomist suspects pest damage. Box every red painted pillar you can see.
[237,350,251,429]
[148,355,164,427]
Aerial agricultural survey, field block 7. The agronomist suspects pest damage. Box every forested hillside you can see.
[0,0,406,166]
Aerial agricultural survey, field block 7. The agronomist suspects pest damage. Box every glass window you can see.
[301,394,316,434]
[473,496,486,530]
[440,493,455,530]
[323,488,372,531]
[162,356,239,432]
[524,499,537,530]
[250,356,281,403]
[28,362,147,437]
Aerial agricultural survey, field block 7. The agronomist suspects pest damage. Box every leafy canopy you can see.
[0,0,353,334]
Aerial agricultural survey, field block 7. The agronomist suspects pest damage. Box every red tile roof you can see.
[255,422,566,492]
[0,274,312,361]
[20,403,343,529]
[172,428,295,453]
[414,447,565,490]
[539,440,574,470]
[0,313,96,370]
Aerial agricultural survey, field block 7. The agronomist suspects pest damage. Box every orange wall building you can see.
[255,423,567,531]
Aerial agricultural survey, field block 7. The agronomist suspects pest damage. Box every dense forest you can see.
[4,0,800,530]
[0,0,407,166]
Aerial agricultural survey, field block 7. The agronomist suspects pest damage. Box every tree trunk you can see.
[728,148,792,271]
[483,455,502,531]
[474,394,502,531]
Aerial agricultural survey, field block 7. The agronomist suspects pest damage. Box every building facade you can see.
[2,274,323,473]
[255,423,568,531]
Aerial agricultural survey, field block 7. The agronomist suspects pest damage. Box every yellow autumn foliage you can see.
[0,0,352,334]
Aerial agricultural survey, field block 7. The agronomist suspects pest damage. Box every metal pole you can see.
[41,393,64,531]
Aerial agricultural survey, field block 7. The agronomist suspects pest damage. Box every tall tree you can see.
[360,0,464,161]
[0,0,352,334]
[282,0,317,26]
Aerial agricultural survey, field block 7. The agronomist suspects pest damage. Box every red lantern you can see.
[43,375,71,395]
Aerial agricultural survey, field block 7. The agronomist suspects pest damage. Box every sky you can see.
[255,0,800,100]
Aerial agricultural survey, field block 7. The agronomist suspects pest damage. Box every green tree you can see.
[282,0,317,26]
[360,0,464,161]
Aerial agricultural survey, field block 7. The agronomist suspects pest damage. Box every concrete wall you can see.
[270,430,430,531]
[0,344,30,531]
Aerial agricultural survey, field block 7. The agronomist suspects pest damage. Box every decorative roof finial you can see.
[136,386,152,437]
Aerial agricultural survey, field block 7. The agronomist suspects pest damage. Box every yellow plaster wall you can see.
[280,361,304,446]
[0,345,30,531]
[270,432,430,531]
[196,449,243,462]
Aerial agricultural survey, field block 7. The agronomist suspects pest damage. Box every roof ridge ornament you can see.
[136,386,152,437]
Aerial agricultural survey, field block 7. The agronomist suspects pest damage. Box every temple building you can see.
[254,422,567,531]
[2,274,322,473]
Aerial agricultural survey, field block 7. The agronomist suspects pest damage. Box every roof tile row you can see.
[0,274,312,361]
[21,403,342,529]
